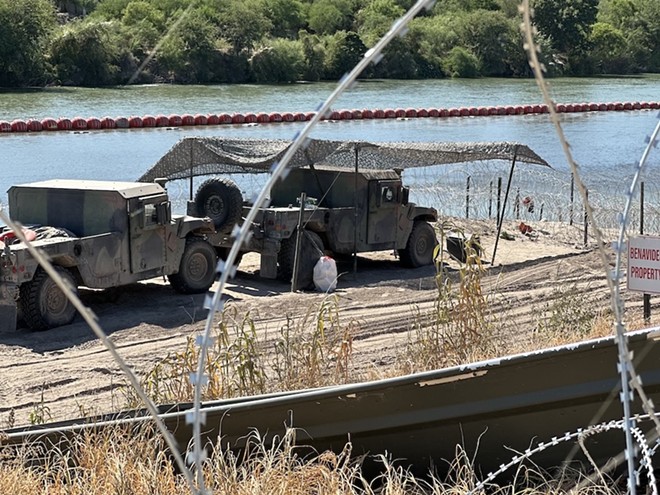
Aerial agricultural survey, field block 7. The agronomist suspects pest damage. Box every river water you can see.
[0,76,658,223]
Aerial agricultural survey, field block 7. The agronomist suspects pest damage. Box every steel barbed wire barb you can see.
[468,420,657,495]
[0,210,197,494]
[188,0,438,492]
[519,2,652,491]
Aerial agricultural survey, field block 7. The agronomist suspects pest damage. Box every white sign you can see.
[628,235,660,294]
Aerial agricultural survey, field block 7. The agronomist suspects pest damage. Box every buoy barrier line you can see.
[0,101,658,133]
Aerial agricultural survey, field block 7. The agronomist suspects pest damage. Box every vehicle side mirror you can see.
[401,187,410,205]
[155,202,171,224]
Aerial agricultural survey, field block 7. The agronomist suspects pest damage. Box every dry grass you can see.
[4,225,638,495]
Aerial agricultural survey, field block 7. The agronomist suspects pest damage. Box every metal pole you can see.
[583,189,588,248]
[514,188,520,219]
[489,180,493,219]
[492,148,518,265]
[497,177,502,222]
[569,172,574,226]
[291,193,306,292]
[189,139,194,200]
[353,147,359,277]
[641,182,651,322]
[465,175,470,219]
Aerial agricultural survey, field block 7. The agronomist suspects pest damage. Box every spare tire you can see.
[194,178,243,232]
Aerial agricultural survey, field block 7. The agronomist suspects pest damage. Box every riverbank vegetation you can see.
[0,0,658,87]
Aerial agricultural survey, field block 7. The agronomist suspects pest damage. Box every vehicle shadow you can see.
[1,282,216,353]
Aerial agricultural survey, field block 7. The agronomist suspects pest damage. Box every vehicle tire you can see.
[168,237,217,294]
[399,221,438,268]
[194,178,243,232]
[278,230,324,289]
[216,247,244,268]
[19,266,77,331]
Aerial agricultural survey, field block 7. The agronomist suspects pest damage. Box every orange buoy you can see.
[384,109,396,118]
[350,109,362,119]
[256,113,270,123]
[141,115,156,127]
[427,108,440,117]
[232,113,245,124]
[100,117,116,129]
[448,108,460,117]
[11,120,28,132]
[86,117,102,129]
[27,119,43,131]
[41,118,58,130]
[128,116,143,128]
[217,113,232,124]
[168,114,182,126]
[361,109,374,119]
[193,114,207,125]
[416,108,428,118]
[155,115,169,126]
[57,118,72,130]
[180,114,194,125]
[281,112,295,122]
[394,108,406,118]
[244,113,257,123]
[304,112,315,120]
[293,112,307,121]
[115,116,129,128]
[206,114,219,125]
[71,117,87,130]
[0,121,10,132]
[269,112,282,122]
[339,110,352,120]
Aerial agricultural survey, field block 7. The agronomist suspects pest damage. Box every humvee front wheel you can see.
[195,178,243,232]
[20,266,77,331]
[169,238,217,294]
[399,221,438,268]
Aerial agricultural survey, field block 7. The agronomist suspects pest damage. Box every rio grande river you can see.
[0,76,658,221]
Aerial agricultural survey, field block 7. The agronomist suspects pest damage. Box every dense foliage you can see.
[1,0,658,87]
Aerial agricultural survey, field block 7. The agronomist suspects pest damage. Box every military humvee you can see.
[0,180,219,331]
[196,166,438,286]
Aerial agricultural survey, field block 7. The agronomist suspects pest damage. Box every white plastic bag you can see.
[313,256,338,293]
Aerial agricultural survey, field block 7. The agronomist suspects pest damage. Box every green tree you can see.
[531,0,598,55]
[0,0,57,87]
[587,21,629,73]
[212,0,272,53]
[250,38,304,82]
[308,0,355,35]
[599,0,660,71]
[299,31,326,81]
[49,19,129,86]
[441,45,480,77]
[262,0,307,38]
[323,30,366,80]
[356,0,405,47]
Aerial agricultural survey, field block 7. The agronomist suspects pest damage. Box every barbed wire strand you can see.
[0,210,197,493]
[188,0,437,492]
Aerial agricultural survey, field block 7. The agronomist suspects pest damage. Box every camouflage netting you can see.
[138,138,550,182]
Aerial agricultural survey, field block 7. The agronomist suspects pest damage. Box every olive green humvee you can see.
[0,180,219,331]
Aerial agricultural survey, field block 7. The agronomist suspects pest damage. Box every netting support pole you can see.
[570,172,574,226]
[465,176,470,219]
[291,192,306,292]
[583,189,589,248]
[488,181,493,219]
[353,147,359,277]
[497,177,502,221]
[491,147,518,265]
[189,139,194,200]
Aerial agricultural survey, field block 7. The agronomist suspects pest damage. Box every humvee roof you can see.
[10,180,164,199]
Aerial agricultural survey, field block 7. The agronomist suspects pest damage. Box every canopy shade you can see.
[138,138,550,182]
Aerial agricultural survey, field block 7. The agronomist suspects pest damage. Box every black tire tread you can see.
[168,237,217,294]
[194,177,243,232]
[399,221,438,268]
[19,266,77,331]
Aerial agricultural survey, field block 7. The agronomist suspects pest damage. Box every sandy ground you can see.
[0,217,646,427]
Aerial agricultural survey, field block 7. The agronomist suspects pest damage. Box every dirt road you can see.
[0,218,636,427]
